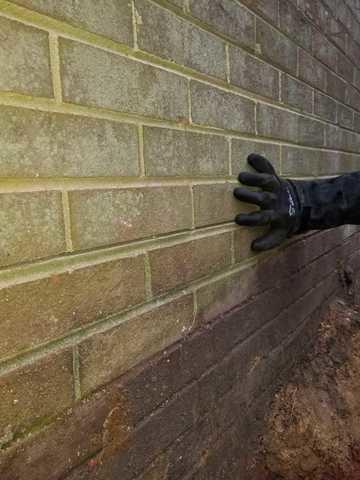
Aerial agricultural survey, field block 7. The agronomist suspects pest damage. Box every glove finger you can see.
[247,153,276,175]
[234,187,276,208]
[235,210,278,226]
[251,228,287,252]
[238,171,279,191]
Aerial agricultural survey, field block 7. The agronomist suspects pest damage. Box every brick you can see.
[190,82,255,133]
[337,51,354,84]
[299,115,325,147]
[195,265,259,325]
[346,85,360,111]
[312,30,337,70]
[149,232,232,295]
[281,146,340,176]
[193,183,247,227]
[298,0,331,31]
[143,127,228,177]
[0,350,73,443]
[0,17,52,97]
[0,106,139,177]
[229,46,279,100]
[329,16,347,51]
[281,75,313,113]
[314,91,337,122]
[79,295,194,394]
[12,0,133,45]
[0,255,146,360]
[135,0,226,79]
[354,69,360,91]
[233,227,264,262]
[256,20,297,75]
[299,49,327,91]
[189,0,255,49]
[241,0,278,23]
[347,37,360,65]
[298,115,324,147]
[279,0,312,50]
[354,112,360,132]
[327,71,346,102]
[69,187,192,250]
[60,40,188,121]
[257,104,324,146]
[0,192,65,268]
[257,104,297,142]
[231,139,281,174]
[168,0,184,6]
[0,388,115,480]
[337,104,354,129]
[167,417,214,480]
[99,383,197,480]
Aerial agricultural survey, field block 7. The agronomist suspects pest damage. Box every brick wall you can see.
[0,0,360,478]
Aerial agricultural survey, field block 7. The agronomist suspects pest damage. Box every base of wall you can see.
[1,227,360,480]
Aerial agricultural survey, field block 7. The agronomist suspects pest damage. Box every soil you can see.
[261,298,360,479]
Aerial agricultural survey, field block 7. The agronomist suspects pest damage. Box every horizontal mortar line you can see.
[0,176,236,192]
[0,164,358,193]
[0,3,360,120]
[0,98,359,161]
[0,223,239,288]
[0,252,271,375]
[1,94,360,154]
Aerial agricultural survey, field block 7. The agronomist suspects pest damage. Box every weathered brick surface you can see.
[193,183,247,227]
[1,0,360,477]
[143,127,228,177]
[0,192,65,267]
[136,0,226,79]
[0,106,139,177]
[60,40,189,121]
[149,232,232,295]
[12,0,133,45]
[256,20,297,75]
[0,255,146,359]
[314,91,337,122]
[0,17,52,97]
[79,295,194,394]
[190,82,255,132]
[231,139,280,174]
[229,46,279,100]
[299,48,327,90]
[279,0,312,50]
[0,350,74,444]
[3,230,360,480]
[69,187,192,250]
[189,0,255,49]
[281,75,313,113]
[257,104,324,146]
[241,0,278,23]
[327,71,347,102]
[338,104,354,129]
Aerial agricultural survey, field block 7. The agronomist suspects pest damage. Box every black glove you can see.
[234,154,360,252]
[234,154,302,251]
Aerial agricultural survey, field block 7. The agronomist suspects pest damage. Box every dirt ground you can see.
[260,297,360,479]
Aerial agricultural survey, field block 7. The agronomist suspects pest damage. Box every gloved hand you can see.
[234,154,302,251]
